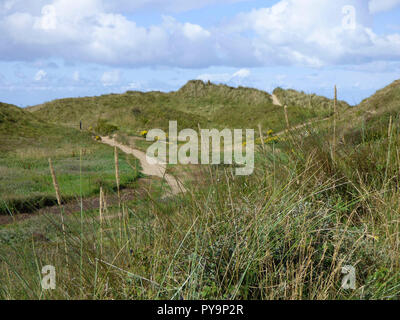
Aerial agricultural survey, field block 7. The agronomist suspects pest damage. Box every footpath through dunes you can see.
[99,136,186,196]
[30,80,340,135]
[271,94,283,106]
[0,136,185,226]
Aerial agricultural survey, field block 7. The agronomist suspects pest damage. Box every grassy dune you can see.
[0,103,141,214]
[273,87,350,112]
[28,81,344,135]
[0,80,399,300]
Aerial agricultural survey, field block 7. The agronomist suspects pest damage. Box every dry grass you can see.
[1,81,400,300]
[1,114,400,299]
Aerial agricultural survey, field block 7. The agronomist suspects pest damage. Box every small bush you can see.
[94,119,118,136]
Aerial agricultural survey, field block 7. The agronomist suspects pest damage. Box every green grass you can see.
[28,80,346,135]
[273,87,351,112]
[1,118,400,299]
[0,102,142,214]
[0,145,142,214]
[356,79,400,114]
[0,80,399,300]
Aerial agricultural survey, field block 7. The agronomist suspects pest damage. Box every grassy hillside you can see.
[334,79,400,145]
[273,87,351,116]
[1,80,400,300]
[29,81,345,135]
[0,103,141,214]
[357,79,400,113]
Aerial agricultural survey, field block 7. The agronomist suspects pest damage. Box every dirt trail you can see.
[275,117,331,136]
[270,93,331,135]
[227,116,331,152]
[0,187,144,226]
[100,136,185,196]
[0,136,184,226]
[272,94,282,106]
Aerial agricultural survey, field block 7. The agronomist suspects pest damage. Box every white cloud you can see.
[34,70,47,81]
[197,72,232,82]
[0,0,249,16]
[125,81,143,90]
[197,68,251,83]
[182,23,210,41]
[1,0,17,13]
[0,2,217,67]
[0,0,399,69]
[232,68,250,78]
[103,0,249,13]
[369,0,400,13]
[34,4,57,30]
[101,70,121,86]
[222,0,400,66]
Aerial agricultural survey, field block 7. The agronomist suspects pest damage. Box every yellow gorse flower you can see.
[140,130,148,137]
[264,136,279,144]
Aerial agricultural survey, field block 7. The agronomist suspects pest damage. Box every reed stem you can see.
[48,158,69,267]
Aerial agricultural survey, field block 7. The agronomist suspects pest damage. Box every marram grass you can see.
[1,116,399,300]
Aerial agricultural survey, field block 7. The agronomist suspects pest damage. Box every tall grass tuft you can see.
[1,108,400,300]
[48,158,69,267]
[284,105,290,131]
[258,124,265,152]
[48,158,62,206]
[114,147,120,201]
[114,146,123,240]
[332,85,337,163]
[99,187,104,256]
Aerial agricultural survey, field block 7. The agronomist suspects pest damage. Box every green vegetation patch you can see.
[29,81,348,135]
[0,102,141,215]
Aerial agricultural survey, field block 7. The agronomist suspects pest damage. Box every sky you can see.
[0,0,399,107]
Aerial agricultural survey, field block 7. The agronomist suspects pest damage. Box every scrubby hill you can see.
[272,82,399,146]
[1,102,41,130]
[0,102,107,156]
[1,102,58,153]
[273,87,351,115]
[339,79,400,146]
[1,102,33,124]
[28,91,207,134]
[3,81,400,300]
[356,79,400,115]
[175,80,273,104]
[0,102,140,214]
[29,81,345,135]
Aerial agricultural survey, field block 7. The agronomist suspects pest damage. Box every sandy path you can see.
[225,116,332,152]
[275,117,331,136]
[272,94,282,106]
[100,136,185,196]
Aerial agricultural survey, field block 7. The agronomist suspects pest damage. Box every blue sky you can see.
[0,0,399,107]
